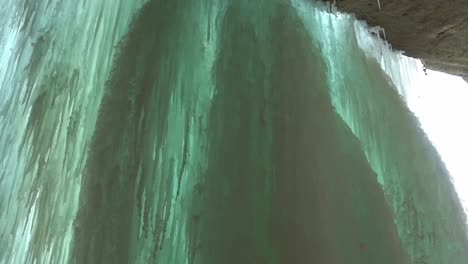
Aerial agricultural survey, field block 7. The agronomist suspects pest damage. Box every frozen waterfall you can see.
[1,1,467,263]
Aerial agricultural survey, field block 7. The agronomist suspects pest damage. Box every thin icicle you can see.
[377,0,381,11]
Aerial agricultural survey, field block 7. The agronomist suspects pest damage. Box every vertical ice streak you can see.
[185,1,409,263]
[1,0,467,263]
[292,1,468,263]
[0,0,147,263]
[71,1,225,263]
[73,0,409,263]
[355,22,468,216]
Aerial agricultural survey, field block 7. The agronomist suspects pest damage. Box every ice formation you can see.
[1,0,467,263]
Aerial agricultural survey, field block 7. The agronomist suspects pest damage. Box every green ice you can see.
[0,0,467,263]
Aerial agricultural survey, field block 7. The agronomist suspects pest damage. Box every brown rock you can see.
[326,0,468,77]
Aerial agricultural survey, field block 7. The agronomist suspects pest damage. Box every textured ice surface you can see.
[0,0,146,262]
[70,1,409,263]
[0,0,466,263]
[292,1,468,262]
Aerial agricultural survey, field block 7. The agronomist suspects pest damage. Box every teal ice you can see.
[0,0,467,263]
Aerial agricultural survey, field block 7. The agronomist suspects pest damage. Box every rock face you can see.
[329,0,468,77]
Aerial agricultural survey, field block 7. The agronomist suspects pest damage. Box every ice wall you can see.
[292,1,468,262]
[70,1,411,263]
[0,0,466,263]
[0,0,146,263]
[71,1,223,262]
